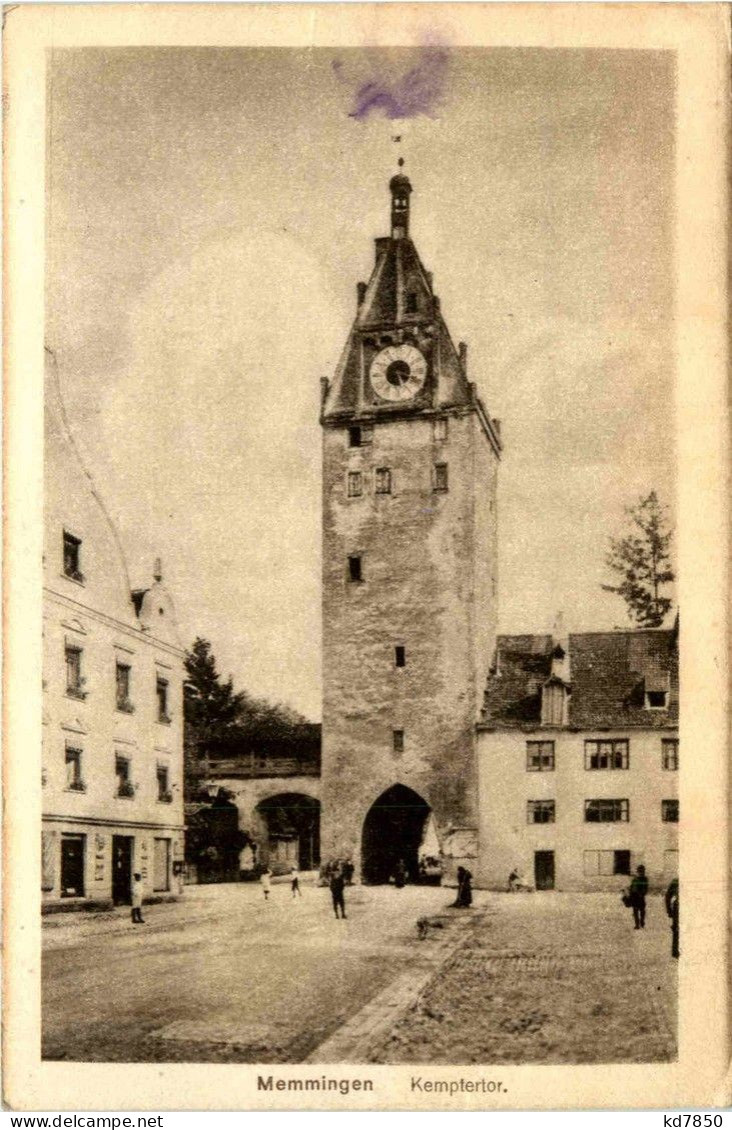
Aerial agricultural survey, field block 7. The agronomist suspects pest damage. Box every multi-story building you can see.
[478,623,679,890]
[42,347,186,911]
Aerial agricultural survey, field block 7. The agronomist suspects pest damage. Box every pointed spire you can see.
[389,159,412,239]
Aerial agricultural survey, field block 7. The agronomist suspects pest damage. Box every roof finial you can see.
[154,557,162,582]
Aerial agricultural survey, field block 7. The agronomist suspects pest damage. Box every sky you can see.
[46,47,676,720]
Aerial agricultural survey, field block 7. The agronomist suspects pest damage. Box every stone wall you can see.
[320,409,498,877]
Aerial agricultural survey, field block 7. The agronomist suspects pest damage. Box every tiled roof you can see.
[481,629,678,729]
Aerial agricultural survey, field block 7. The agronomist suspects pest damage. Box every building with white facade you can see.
[42,347,186,911]
[477,624,678,890]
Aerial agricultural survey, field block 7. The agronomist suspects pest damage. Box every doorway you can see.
[256,794,320,871]
[153,837,170,893]
[361,784,430,884]
[60,834,85,898]
[112,835,133,905]
[534,850,555,890]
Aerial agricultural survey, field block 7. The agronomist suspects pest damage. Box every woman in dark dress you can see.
[453,866,473,908]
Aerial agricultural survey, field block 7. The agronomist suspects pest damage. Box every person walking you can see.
[629,864,649,929]
[329,864,347,919]
[665,876,679,958]
[291,865,301,899]
[131,872,145,924]
[260,867,272,901]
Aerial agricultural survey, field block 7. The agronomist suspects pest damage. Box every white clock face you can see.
[370,344,427,402]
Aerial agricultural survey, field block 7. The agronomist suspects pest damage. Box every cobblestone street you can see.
[43,882,676,1065]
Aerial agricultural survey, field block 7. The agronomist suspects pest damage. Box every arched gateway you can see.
[256,793,320,872]
[361,784,430,884]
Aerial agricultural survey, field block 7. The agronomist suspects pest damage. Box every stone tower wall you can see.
[320,410,498,875]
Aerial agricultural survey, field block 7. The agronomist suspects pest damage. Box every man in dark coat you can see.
[665,877,679,958]
[329,864,347,919]
[629,864,649,929]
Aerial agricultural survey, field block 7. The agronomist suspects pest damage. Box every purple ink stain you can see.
[345,47,449,121]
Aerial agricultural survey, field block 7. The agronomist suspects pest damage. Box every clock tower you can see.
[320,171,502,883]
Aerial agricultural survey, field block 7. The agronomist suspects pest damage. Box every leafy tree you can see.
[602,491,675,628]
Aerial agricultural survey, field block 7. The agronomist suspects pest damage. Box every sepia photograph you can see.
[3,2,728,1113]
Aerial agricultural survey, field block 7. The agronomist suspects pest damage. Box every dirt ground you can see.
[43,883,677,1065]
[370,891,677,1064]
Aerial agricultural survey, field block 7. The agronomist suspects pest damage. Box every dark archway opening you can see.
[361,784,430,884]
[256,793,320,872]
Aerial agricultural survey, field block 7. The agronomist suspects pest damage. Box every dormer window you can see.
[646,690,668,710]
[63,530,84,583]
[541,680,569,726]
[406,292,418,314]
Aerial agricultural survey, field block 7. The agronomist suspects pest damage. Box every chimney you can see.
[154,557,163,582]
[491,418,501,438]
[459,341,468,372]
[320,377,329,407]
[357,281,367,307]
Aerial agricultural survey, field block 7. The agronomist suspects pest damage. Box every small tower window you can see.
[348,425,372,449]
[395,646,406,668]
[406,292,418,314]
[393,729,404,753]
[433,418,448,442]
[375,468,391,495]
[347,471,362,498]
[348,556,362,583]
[433,463,449,492]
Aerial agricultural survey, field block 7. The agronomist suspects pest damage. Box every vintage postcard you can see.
[3,2,729,1113]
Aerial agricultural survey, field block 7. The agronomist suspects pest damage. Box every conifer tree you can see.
[602,491,675,628]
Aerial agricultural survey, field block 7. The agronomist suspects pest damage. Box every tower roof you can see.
[322,174,483,423]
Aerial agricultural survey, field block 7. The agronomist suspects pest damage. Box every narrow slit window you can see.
[395,645,406,668]
[433,463,449,492]
[347,471,362,498]
[393,729,404,753]
[348,426,361,448]
[348,556,362,583]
